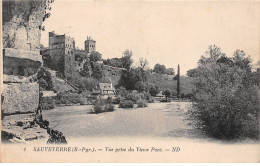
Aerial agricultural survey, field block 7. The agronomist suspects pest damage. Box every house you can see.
[99,83,116,95]
[91,82,116,99]
[155,91,166,101]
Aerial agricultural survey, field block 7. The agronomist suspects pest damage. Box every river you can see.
[31,102,260,162]
[42,102,203,139]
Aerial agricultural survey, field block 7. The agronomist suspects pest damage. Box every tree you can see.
[153,63,167,74]
[134,81,147,92]
[117,68,148,91]
[187,68,198,77]
[139,58,149,70]
[82,77,98,91]
[166,68,175,75]
[188,45,259,139]
[163,89,171,100]
[251,68,260,89]
[89,51,102,62]
[92,62,105,80]
[177,64,180,98]
[103,58,123,68]
[37,67,53,91]
[121,50,133,69]
[149,84,159,96]
[80,60,92,77]
[198,45,225,65]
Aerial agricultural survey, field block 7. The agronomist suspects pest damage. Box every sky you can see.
[41,0,260,75]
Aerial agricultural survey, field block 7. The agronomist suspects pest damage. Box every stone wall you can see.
[2,83,39,115]
[103,65,125,85]
[48,31,76,77]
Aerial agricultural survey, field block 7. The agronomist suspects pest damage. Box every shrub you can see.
[92,99,115,113]
[93,105,103,114]
[113,96,121,104]
[42,97,56,110]
[143,91,152,100]
[148,97,155,103]
[116,86,130,99]
[126,92,145,103]
[136,99,147,108]
[106,96,113,104]
[119,100,134,108]
[104,104,115,112]
[57,92,82,105]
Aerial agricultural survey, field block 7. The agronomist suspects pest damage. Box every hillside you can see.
[45,68,77,93]
[148,73,195,95]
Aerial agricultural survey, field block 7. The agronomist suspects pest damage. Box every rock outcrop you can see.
[1,0,47,142]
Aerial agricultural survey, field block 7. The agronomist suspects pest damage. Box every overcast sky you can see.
[41,1,260,75]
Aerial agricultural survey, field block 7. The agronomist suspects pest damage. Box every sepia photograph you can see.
[0,0,259,163]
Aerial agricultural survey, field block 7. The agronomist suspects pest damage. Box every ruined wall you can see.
[2,0,46,115]
[48,32,65,75]
[103,65,125,85]
[64,37,75,77]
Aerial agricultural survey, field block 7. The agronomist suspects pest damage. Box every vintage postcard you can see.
[0,0,260,163]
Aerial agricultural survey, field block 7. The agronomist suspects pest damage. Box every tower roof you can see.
[86,36,96,42]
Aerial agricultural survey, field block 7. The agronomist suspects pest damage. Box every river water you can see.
[42,102,203,139]
[39,102,259,162]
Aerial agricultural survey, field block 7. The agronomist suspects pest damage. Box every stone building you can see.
[85,36,96,55]
[49,31,75,77]
[91,82,116,99]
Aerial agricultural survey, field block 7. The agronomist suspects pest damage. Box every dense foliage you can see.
[116,88,149,108]
[119,100,134,108]
[153,63,167,74]
[163,89,171,100]
[89,51,102,62]
[117,68,149,91]
[66,72,98,91]
[103,50,133,69]
[188,45,259,140]
[37,67,53,91]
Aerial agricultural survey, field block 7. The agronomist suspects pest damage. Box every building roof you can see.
[92,89,101,94]
[99,83,115,91]
[95,61,103,64]
[42,91,57,97]
[155,91,165,97]
[86,36,96,42]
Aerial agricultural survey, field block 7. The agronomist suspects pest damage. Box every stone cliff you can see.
[1,0,47,142]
